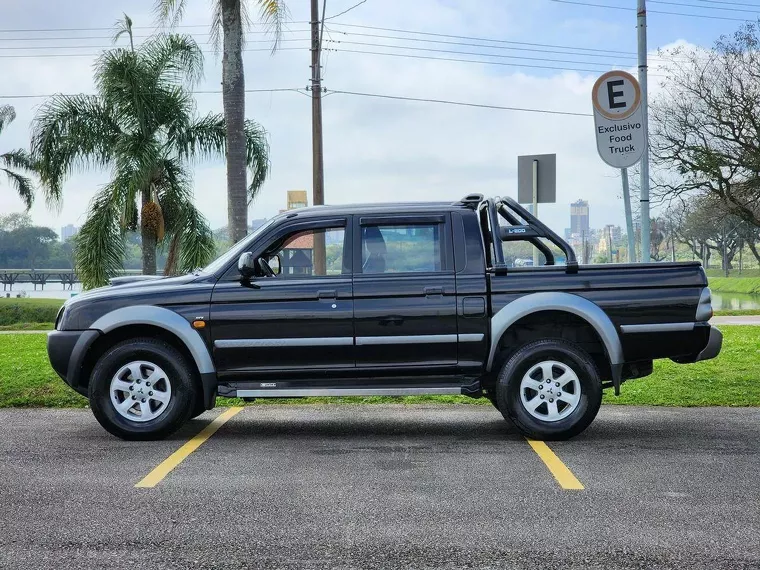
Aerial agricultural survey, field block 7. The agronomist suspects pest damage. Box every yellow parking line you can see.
[135,407,243,488]
[525,438,584,490]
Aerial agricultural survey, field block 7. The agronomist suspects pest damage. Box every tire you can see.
[495,339,602,440]
[189,399,207,420]
[88,338,197,441]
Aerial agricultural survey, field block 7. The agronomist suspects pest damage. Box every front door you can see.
[352,214,458,377]
[210,217,353,382]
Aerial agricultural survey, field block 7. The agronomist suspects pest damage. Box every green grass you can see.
[713,309,760,316]
[602,326,760,406]
[706,268,760,278]
[0,333,88,407]
[708,277,760,295]
[1,327,758,408]
[0,298,64,327]
[0,322,54,331]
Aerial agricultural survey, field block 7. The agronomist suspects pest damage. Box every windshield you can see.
[201,217,280,274]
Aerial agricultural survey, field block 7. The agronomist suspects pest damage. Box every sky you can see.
[0,0,752,237]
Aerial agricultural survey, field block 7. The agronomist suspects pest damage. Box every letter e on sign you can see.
[593,71,640,120]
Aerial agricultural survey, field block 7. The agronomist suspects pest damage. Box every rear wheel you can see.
[495,339,602,440]
[88,338,196,440]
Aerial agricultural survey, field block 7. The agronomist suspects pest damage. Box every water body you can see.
[712,292,760,310]
[4,283,759,311]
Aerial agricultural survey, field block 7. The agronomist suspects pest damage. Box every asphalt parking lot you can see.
[1,404,758,570]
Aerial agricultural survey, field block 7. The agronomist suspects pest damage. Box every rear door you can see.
[352,213,458,376]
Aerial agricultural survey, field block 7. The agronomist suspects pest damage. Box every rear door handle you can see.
[423,287,443,296]
[318,289,337,299]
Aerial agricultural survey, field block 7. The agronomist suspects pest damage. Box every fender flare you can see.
[91,305,215,374]
[487,292,623,389]
[87,306,217,409]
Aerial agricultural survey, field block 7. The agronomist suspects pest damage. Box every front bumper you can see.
[47,330,82,382]
[47,329,101,395]
[696,326,722,362]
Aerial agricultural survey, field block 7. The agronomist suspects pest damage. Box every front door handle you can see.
[318,289,337,299]
[423,287,443,296]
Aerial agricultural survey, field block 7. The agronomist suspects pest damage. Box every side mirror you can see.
[256,254,282,277]
[238,252,256,280]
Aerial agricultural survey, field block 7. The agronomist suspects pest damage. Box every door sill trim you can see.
[234,387,463,398]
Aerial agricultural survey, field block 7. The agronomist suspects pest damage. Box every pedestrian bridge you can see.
[0,269,142,291]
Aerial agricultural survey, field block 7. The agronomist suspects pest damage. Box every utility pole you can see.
[310,0,326,273]
[637,0,651,262]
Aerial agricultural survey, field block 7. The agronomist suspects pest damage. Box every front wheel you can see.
[88,338,197,440]
[495,339,602,440]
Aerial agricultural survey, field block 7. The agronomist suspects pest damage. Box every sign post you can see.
[518,154,556,267]
[592,70,645,264]
[621,167,636,263]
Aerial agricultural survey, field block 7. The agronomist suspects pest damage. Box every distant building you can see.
[287,190,308,210]
[604,224,622,243]
[570,200,589,236]
[60,224,79,242]
[250,218,267,232]
[280,190,313,276]
[597,225,622,258]
[564,228,572,241]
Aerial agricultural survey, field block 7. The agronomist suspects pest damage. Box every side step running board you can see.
[234,387,463,398]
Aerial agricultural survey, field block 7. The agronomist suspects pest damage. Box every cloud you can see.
[0,0,696,239]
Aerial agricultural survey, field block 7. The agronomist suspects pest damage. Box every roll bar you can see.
[474,195,578,274]
[485,198,507,274]
[497,204,556,266]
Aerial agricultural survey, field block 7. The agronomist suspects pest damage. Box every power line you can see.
[694,0,760,6]
[0,40,311,51]
[327,89,593,117]
[0,83,617,119]
[548,0,756,21]
[0,28,679,63]
[325,0,368,20]
[328,47,649,74]
[326,39,627,67]
[325,28,654,60]
[0,88,305,100]
[0,46,309,59]
[0,30,310,42]
[650,0,760,12]
[0,22,310,34]
[328,22,640,56]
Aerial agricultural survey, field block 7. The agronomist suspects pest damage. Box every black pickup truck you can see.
[47,195,721,441]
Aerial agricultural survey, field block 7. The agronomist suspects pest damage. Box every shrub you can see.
[0,298,63,326]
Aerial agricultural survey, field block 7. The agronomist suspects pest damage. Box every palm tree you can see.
[31,23,270,289]
[0,105,36,209]
[156,0,287,243]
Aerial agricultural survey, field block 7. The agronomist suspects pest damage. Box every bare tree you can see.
[669,195,744,274]
[650,22,760,227]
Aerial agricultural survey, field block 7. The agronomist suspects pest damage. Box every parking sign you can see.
[592,70,646,168]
